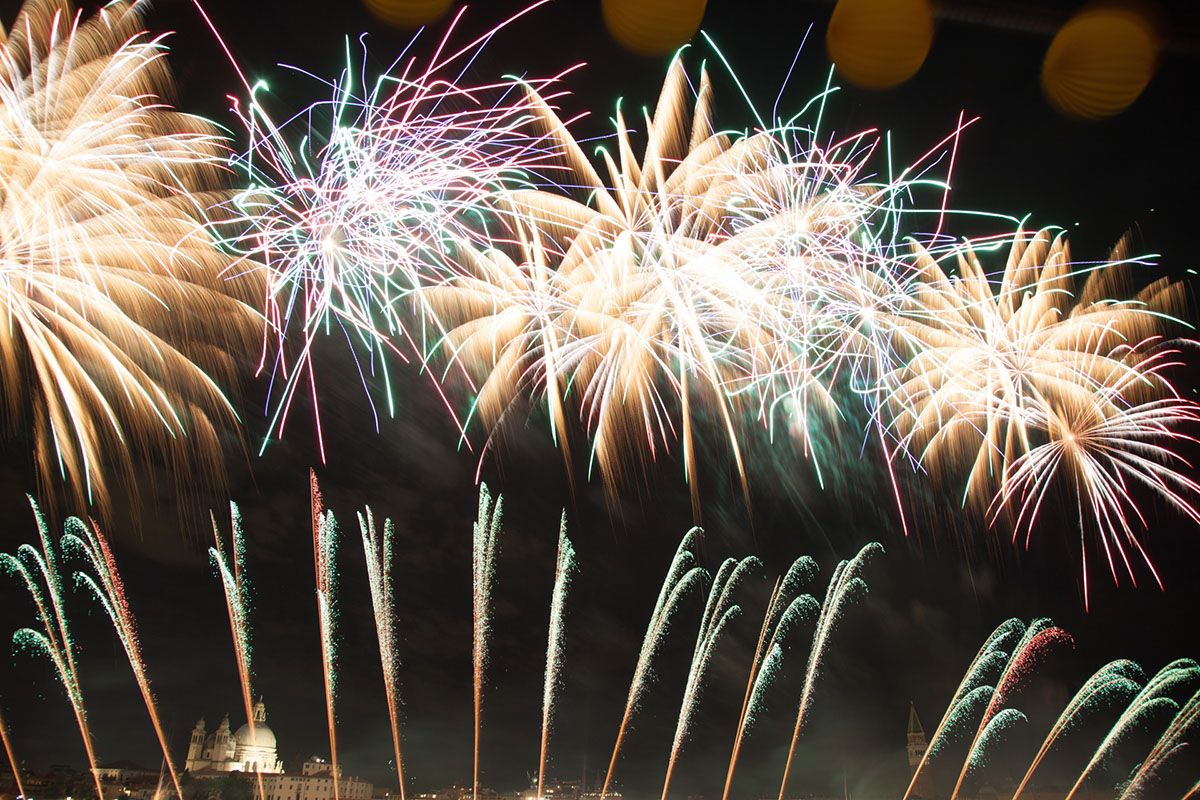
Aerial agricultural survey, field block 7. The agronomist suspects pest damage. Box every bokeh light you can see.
[825,0,934,89]
[601,0,707,56]
[1042,1,1161,120]
[362,0,453,29]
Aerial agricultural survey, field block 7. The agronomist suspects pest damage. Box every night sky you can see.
[1,1,1199,798]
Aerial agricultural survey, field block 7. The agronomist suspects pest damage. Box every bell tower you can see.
[907,702,927,771]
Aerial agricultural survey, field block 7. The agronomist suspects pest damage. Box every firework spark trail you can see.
[0,701,25,799]
[661,556,758,800]
[600,530,708,800]
[537,514,576,800]
[472,484,503,800]
[722,557,819,800]
[902,618,1026,800]
[992,396,1200,609]
[0,499,103,799]
[209,502,266,800]
[967,707,1028,774]
[222,6,580,459]
[311,472,341,800]
[778,542,882,800]
[884,229,1196,598]
[359,507,406,799]
[950,620,1073,800]
[1120,686,1200,800]
[61,518,185,800]
[1066,659,1200,799]
[0,0,260,517]
[1010,660,1145,799]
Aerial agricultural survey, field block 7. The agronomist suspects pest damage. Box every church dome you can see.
[233,699,277,751]
[233,720,276,750]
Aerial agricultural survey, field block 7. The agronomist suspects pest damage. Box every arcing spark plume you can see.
[1121,686,1200,799]
[311,473,341,800]
[209,502,265,800]
[601,529,708,800]
[224,7,572,459]
[722,558,819,800]
[472,484,503,800]
[537,515,575,800]
[904,618,1027,799]
[62,518,185,800]
[778,542,883,800]
[359,507,406,799]
[950,619,1073,800]
[0,0,258,516]
[661,556,757,800]
[0,499,103,800]
[1010,659,1145,799]
[1066,659,1200,798]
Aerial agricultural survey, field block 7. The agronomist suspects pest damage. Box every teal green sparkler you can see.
[600,529,708,800]
[537,514,576,799]
[0,498,104,800]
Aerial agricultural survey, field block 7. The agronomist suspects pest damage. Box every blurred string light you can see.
[826,0,934,89]
[601,0,707,56]
[1042,1,1163,120]
[362,0,453,28]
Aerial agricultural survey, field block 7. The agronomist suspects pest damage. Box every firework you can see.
[1121,686,1200,799]
[472,484,503,800]
[949,619,1073,800]
[209,502,266,800]
[0,498,103,799]
[600,529,708,799]
[61,518,184,800]
[0,703,24,800]
[0,0,258,516]
[884,229,1195,600]
[311,473,341,800]
[722,558,819,800]
[661,556,756,800]
[1010,659,1144,799]
[778,542,882,800]
[1066,658,1200,798]
[904,618,1027,799]
[222,6,575,459]
[537,515,576,799]
[359,507,406,798]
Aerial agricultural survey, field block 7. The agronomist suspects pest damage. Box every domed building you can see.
[185,699,284,774]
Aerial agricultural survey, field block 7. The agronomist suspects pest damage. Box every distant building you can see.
[185,699,284,775]
[907,703,933,799]
[260,759,371,800]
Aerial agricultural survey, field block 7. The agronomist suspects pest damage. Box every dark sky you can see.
[2,1,1200,798]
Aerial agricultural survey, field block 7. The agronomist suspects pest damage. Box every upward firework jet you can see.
[661,556,757,800]
[537,515,575,799]
[601,529,708,799]
[949,618,1073,800]
[722,558,819,800]
[1121,686,1200,799]
[903,619,1027,800]
[1010,659,1145,799]
[778,542,882,800]
[0,0,259,516]
[61,518,184,800]
[0,703,24,800]
[359,507,406,799]
[0,499,103,800]
[1066,658,1200,798]
[472,484,503,800]
[209,502,265,800]
[311,473,341,800]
